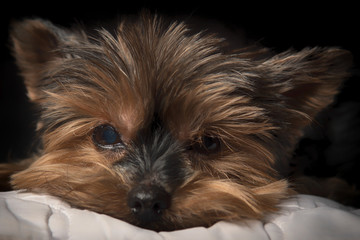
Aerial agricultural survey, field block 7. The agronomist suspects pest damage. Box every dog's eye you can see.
[189,136,221,154]
[202,136,220,151]
[92,124,124,150]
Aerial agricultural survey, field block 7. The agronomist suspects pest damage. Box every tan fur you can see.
[0,13,352,231]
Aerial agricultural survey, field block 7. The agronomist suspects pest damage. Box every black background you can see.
[1,2,359,200]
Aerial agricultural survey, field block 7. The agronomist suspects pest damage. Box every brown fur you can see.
[0,13,352,231]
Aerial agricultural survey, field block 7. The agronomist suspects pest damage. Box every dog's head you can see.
[10,14,351,230]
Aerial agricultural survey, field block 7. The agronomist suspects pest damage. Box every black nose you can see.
[127,185,171,224]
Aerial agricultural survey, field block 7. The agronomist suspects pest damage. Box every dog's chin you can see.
[131,220,176,232]
[119,211,206,231]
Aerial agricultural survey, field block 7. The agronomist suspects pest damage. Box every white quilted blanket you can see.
[0,191,359,240]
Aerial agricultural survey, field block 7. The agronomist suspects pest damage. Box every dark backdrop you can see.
[1,2,359,196]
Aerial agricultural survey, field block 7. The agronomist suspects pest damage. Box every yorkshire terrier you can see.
[0,13,353,231]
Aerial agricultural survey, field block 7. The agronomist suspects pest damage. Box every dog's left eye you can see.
[92,124,124,150]
[202,136,220,151]
[189,136,221,154]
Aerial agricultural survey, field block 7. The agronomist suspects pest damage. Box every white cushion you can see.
[1,191,359,240]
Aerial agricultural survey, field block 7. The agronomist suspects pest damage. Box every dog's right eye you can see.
[92,124,124,150]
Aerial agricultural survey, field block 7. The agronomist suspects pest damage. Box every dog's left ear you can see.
[262,47,352,127]
[254,47,352,171]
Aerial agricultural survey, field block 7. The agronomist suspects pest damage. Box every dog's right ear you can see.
[10,19,82,101]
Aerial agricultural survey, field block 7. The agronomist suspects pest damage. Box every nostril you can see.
[152,202,162,214]
[127,185,171,223]
[130,200,143,214]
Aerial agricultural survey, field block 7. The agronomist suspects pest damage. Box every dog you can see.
[0,13,352,231]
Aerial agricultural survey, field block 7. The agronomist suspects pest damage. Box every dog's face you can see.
[10,15,351,230]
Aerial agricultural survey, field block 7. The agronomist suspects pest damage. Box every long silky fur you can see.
[1,13,351,231]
